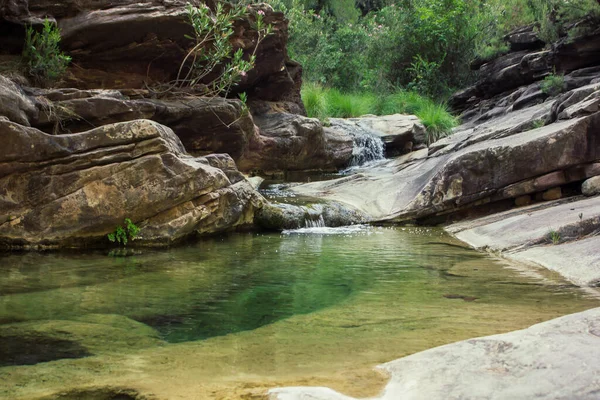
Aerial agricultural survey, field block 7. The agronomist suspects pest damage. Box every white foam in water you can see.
[282,224,373,235]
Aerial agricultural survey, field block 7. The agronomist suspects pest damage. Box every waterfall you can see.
[329,119,385,167]
[304,214,326,228]
[348,131,385,167]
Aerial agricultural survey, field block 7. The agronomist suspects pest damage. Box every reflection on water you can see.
[0,227,599,399]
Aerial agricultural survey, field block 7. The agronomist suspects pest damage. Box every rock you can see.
[0,118,264,249]
[514,195,531,207]
[451,30,600,117]
[270,308,600,400]
[0,75,37,126]
[255,201,368,231]
[1,1,302,107]
[582,176,600,196]
[237,111,353,173]
[330,114,426,157]
[542,187,562,201]
[290,111,600,223]
[504,24,545,52]
[447,195,600,285]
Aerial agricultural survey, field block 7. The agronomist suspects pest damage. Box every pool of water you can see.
[1,226,598,399]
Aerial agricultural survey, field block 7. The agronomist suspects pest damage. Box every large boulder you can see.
[0,118,264,249]
[237,110,353,173]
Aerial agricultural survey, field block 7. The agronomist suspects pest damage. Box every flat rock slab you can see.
[447,196,600,286]
[270,307,600,400]
[448,196,600,251]
[511,236,600,286]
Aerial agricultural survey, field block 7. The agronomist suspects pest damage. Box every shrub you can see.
[107,218,140,246]
[540,73,565,96]
[22,19,71,85]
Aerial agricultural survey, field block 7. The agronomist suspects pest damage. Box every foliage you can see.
[278,0,600,100]
[159,3,271,97]
[107,218,140,246]
[540,73,565,96]
[548,230,561,245]
[302,82,330,120]
[22,19,71,85]
[301,84,458,142]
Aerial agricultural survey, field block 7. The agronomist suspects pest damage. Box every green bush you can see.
[107,218,141,246]
[540,73,565,96]
[22,19,71,84]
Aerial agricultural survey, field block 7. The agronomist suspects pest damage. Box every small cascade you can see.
[304,214,326,228]
[348,130,385,167]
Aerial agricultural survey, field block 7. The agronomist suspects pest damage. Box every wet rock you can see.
[582,176,600,196]
[0,315,162,367]
[255,201,368,231]
[292,112,600,223]
[0,118,264,249]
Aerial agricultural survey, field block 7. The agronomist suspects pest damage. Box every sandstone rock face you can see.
[0,75,37,126]
[237,111,353,172]
[0,118,264,249]
[270,308,600,400]
[450,27,600,117]
[0,0,301,106]
[447,195,600,285]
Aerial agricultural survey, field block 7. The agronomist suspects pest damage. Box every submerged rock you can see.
[0,118,264,249]
[270,307,600,400]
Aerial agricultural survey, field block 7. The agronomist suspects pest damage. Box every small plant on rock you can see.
[540,73,565,96]
[548,230,561,245]
[22,19,71,85]
[108,218,140,246]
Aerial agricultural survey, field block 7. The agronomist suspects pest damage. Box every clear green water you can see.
[0,226,598,399]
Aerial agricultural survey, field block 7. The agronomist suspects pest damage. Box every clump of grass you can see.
[301,83,459,144]
[548,230,561,245]
[417,102,459,144]
[326,89,375,118]
[301,82,329,121]
[540,73,565,96]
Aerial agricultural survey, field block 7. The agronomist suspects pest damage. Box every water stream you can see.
[0,227,598,399]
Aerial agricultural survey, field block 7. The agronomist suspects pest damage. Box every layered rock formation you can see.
[0,118,263,249]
